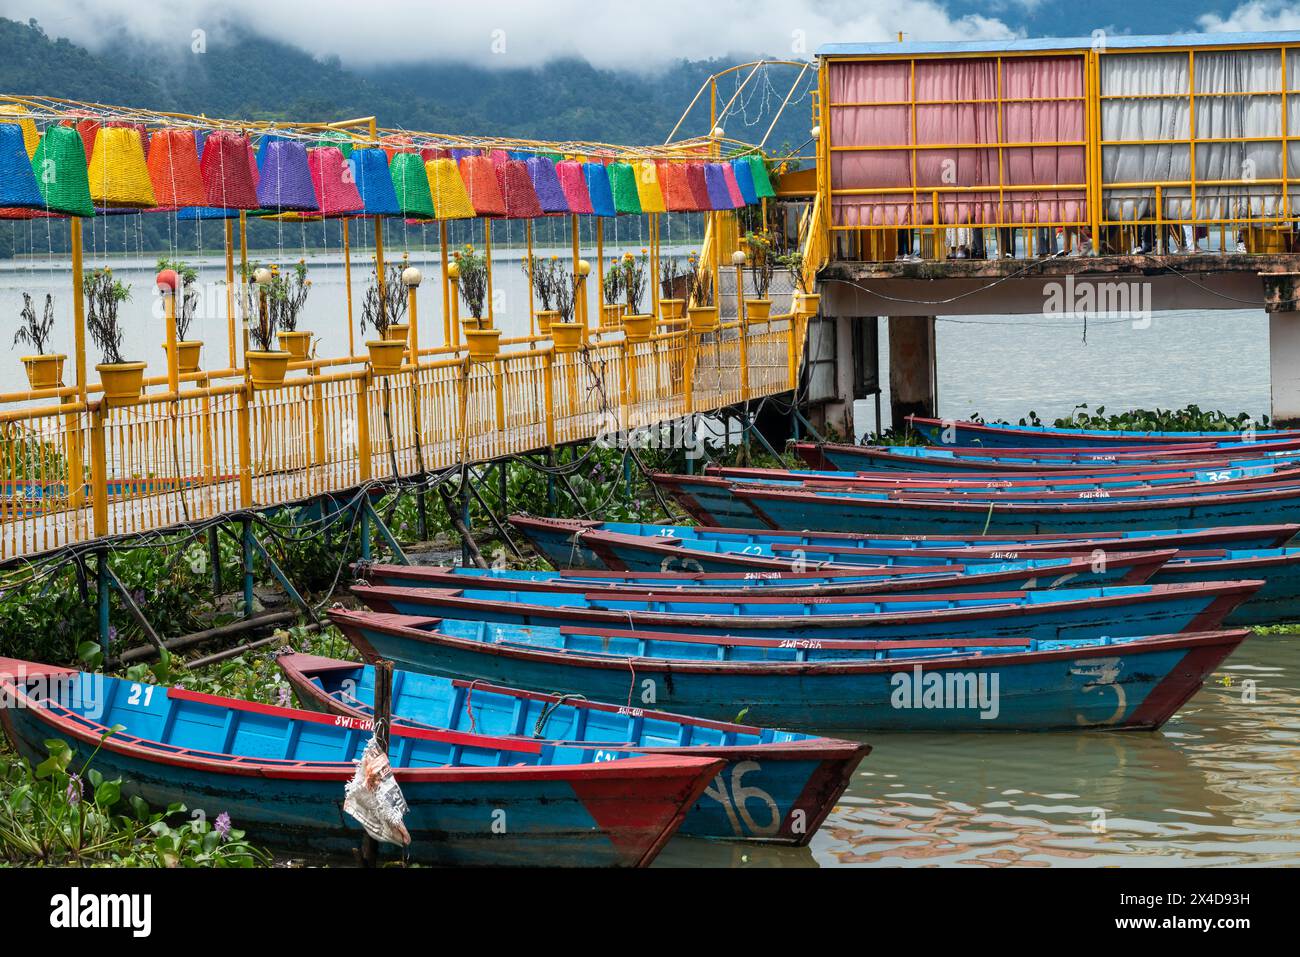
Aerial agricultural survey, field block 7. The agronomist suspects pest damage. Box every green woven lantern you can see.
[316,131,353,159]
[607,162,642,215]
[31,125,95,217]
[389,151,435,218]
[746,155,775,199]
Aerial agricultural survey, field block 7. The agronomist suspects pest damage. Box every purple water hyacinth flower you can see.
[276,686,291,708]
[214,812,232,840]
[65,773,82,807]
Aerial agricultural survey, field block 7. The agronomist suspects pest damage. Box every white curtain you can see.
[1101,50,1290,219]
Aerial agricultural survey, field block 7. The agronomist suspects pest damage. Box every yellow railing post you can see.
[88,401,107,538]
[356,373,372,482]
[543,350,557,447]
[684,330,697,415]
[236,385,253,508]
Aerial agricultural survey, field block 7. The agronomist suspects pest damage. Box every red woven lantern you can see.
[200,131,260,210]
[488,149,511,169]
[147,128,207,209]
[496,159,543,219]
[556,160,593,214]
[458,155,506,216]
[684,162,711,211]
[657,162,696,212]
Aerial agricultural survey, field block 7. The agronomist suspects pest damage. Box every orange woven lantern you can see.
[657,161,695,212]
[458,154,506,217]
[88,126,156,209]
[146,128,207,209]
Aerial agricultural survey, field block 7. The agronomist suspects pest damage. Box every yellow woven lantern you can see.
[425,158,475,220]
[0,105,39,158]
[634,159,666,213]
[88,125,156,209]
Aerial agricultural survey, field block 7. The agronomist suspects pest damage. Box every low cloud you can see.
[1199,0,1300,31]
[3,0,1019,70]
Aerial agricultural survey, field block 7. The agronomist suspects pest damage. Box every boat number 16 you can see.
[703,761,782,837]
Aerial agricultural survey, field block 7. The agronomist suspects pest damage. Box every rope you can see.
[532,693,588,737]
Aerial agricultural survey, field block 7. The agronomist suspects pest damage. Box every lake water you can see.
[655,631,1300,868]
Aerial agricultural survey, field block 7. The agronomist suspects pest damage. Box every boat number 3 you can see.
[703,760,781,837]
[126,683,155,707]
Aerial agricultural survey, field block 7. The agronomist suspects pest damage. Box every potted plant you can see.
[600,257,624,326]
[157,258,203,372]
[378,258,410,343]
[743,230,774,321]
[619,249,653,341]
[685,256,718,333]
[659,256,687,320]
[270,259,313,358]
[246,267,290,388]
[778,249,819,317]
[360,263,407,375]
[524,254,560,334]
[86,268,145,401]
[549,268,583,352]
[456,245,500,362]
[14,292,64,390]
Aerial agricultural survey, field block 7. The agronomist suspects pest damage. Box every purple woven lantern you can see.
[257,139,319,211]
[526,157,568,214]
[703,163,734,210]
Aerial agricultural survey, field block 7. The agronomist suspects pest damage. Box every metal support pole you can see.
[242,517,255,619]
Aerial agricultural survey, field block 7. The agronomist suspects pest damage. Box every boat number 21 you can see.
[703,761,784,837]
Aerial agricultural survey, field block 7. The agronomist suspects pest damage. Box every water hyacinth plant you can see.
[84,268,133,364]
[13,292,55,355]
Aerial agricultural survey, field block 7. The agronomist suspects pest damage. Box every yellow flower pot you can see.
[660,298,685,320]
[96,361,147,402]
[278,330,312,359]
[688,306,720,333]
[163,341,203,374]
[366,339,406,375]
[601,303,625,326]
[551,321,584,353]
[535,310,558,335]
[622,314,654,342]
[744,298,772,321]
[246,351,291,389]
[793,292,821,318]
[385,322,410,343]
[465,328,502,362]
[461,317,483,336]
[22,353,65,390]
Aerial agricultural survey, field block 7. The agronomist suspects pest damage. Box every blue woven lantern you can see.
[526,156,568,214]
[351,147,401,216]
[583,162,616,217]
[731,158,758,205]
[0,124,44,208]
[256,139,319,211]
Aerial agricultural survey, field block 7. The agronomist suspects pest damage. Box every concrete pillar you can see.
[888,316,937,430]
[1263,273,1300,428]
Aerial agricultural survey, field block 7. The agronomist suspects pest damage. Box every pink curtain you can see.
[828,56,1087,228]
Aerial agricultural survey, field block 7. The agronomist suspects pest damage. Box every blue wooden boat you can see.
[734,483,1300,535]
[905,416,1300,449]
[349,580,1260,644]
[1151,548,1300,625]
[509,515,1298,569]
[794,440,1300,474]
[277,653,870,845]
[327,611,1249,732]
[0,659,723,867]
[356,550,1171,596]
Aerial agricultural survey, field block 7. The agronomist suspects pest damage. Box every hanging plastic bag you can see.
[343,735,411,847]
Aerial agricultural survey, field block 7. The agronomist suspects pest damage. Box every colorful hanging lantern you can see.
[607,162,642,215]
[389,151,436,219]
[425,158,475,219]
[0,105,39,159]
[685,163,712,211]
[316,131,353,159]
[459,155,506,217]
[71,118,99,162]
[657,162,694,212]
[0,124,44,209]
[30,126,94,216]
[720,163,746,208]
[87,126,156,209]
[449,148,474,163]
[420,146,449,162]
[555,160,593,214]
[381,135,414,161]
[703,163,734,210]
[526,157,568,214]
[0,207,58,220]
[633,160,666,214]
[351,147,401,217]
[200,131,259,210]
[488,149,511,168]
[582,162,615,217]
[256,139,319,211]
[730,158,758,206]
[496,159,543,219]
[307,146,364,216]
[745,155,775,199]
[146,128,206,209]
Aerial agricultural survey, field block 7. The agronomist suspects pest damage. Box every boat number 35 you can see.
[703,761,783,837]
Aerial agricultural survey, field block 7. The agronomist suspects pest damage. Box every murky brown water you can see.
[655,632,1300,868]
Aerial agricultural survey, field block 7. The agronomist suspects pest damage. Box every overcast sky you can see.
[1,0,1295,70]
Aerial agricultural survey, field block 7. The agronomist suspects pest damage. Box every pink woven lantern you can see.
[555,160,593,214]
[307,146,364,216]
